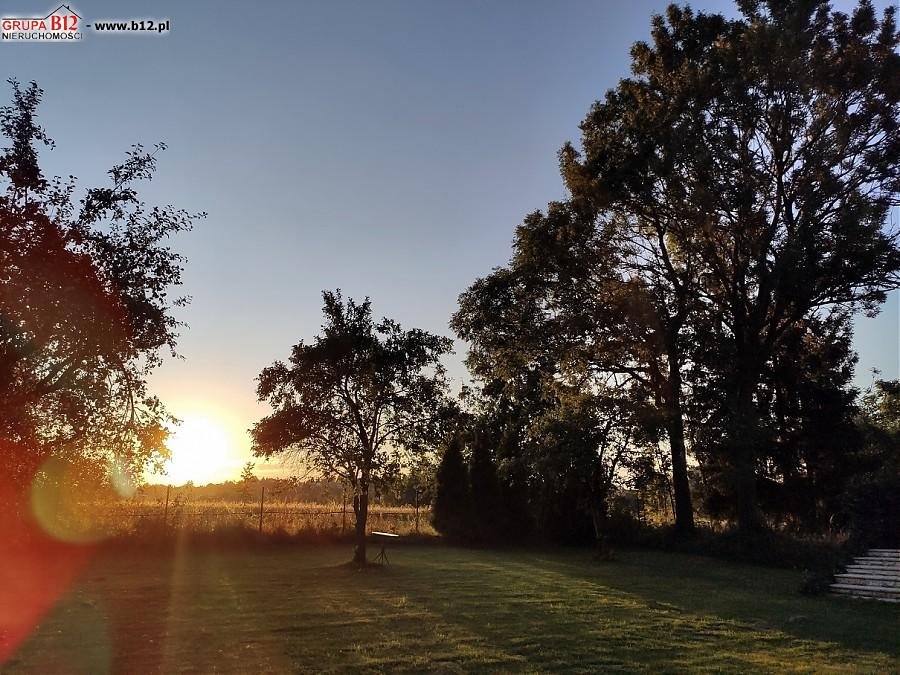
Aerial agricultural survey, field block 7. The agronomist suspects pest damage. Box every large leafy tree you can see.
[758,314,861,526]
[562,0,900,530]
[0,80,197,504]
[251,290,453,563]
[692,311,863,527]
[525,383,650,548]
[454,248,660,546]
[453,201,696,533]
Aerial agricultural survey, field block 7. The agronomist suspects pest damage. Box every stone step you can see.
[847,568,900,576]
[847,561,900,569]
[845,565,900,575]
[827,549,900,603]
[830,583,900,602]
[846,565,900,579]
[835,574,900,588]
[830,591,900,603]
[848,566,900,575]
[841,567,900,578]
[861,555,900,563]
[849,559,900,568]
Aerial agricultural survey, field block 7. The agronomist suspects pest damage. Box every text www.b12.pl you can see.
[90,20,170,33]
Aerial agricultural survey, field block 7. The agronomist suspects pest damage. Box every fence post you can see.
[163,484,170,529]
[258,484,265,534]
[415,487,420,534]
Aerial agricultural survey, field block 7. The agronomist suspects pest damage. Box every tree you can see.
[859,380,900,439]
[0,80,197,513]
[760,314,861,527]
[561,0,900,530]
[494,427,534,540]
[453,202,696,533]
[432,433,471,540]
[468,430,502,541]
[528,384,650,548]
[239,461,257,504]
[251,290,453,564]
[450,302,654,546]
[841,379,900,547]
[691,311,863,527]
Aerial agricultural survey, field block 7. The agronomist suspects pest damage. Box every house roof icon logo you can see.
[43,5,81,20]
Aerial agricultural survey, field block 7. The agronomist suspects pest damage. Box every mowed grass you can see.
[6,545,899,673]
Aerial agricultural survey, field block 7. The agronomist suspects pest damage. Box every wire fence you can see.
[90,496,434,537]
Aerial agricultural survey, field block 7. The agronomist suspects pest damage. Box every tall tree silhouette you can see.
[251,290,453,564]
[468,430,501,541]
[561,0,900,530]
[432,433,472,540]
[0,79,198,497]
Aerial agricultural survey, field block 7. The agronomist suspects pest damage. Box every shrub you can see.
[602,496,646,546]
[606,523,849,571]
[840,474,900,550]
[800,567,836,596]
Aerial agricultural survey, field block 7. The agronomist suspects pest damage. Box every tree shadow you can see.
[510,548,900,660]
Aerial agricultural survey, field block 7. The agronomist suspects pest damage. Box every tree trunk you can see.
[667,413,695,534]
[590,500,609,557]
[666,339,695,535]
[352,483,369,564]
[732,376,764,532]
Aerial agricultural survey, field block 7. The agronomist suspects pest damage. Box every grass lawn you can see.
[6,544,899,673]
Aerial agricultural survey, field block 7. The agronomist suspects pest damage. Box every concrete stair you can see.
[830,549,900,603]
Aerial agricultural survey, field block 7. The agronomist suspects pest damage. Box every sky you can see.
[6,0,898,484]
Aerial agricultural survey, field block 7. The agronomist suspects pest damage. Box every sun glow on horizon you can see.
[161,415,242,486]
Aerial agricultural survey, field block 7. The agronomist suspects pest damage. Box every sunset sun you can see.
[163,415,238,486]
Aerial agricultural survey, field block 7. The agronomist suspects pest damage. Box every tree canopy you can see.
[252,290,454,563]
[453,0,900,539]
[561,0,900,529]
[0,80,198,511]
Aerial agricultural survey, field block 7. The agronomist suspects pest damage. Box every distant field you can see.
[51,500,435,539]
[7,545,899,673]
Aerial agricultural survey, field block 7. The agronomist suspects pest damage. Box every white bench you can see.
[371,531,399,564]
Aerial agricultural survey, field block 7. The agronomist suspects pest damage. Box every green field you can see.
[7,544,899,673]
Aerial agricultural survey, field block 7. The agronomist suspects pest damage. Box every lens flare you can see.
[109,458,138,499]
[30,457,110,544]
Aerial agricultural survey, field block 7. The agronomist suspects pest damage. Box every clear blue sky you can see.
[6,0,898,480]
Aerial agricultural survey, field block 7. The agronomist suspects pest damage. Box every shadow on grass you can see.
[476,547,900,667]
[540,548,900,658]
[8,544,899,673]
